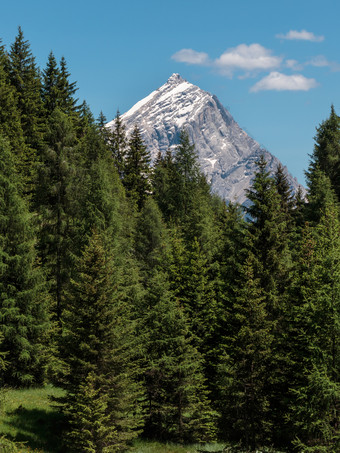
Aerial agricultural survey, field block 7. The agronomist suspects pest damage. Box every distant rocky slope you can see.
[106,73,303,204]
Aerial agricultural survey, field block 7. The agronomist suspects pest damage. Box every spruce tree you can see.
[245,154,289,304]
[219,252,273,449]
[0,136,50,386]
[41,51,61,115]
[245,155,292,444]
[35,109,79,322]
[0,42,26,160]
[109,110,127,180]
[172,130,201,223]
[307,105,340,202]
[141,270,216,443]
[123,125,151,209]
[57,56,78,116]
[286,197,340,451]
[61,230,144,452]
[6,28,43,193]
[152,149,177,221]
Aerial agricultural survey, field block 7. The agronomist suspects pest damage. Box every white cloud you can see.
[306,55,340,71]
[215,44,282,76]
[276,30,324,42]
[171,49,209,65]
[285,59,304,71]
[250,72,318,92]
[172,44,282,77]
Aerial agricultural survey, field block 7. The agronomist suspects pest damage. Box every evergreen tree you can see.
[35,109,79,322]
[0,136,50,386]
[172,130,201,223]
[219,252,273,449]
[57,56,78,116]
[0,42,26,160]
[109,110,127,180]
[8,26,44,152]
[286,199,340,451]
[245,154,289,303]
[305,166,338,224]
[7,27,43,192]
[307,105,340,202]
[123,125,151,209]
[245,155,292,444]
[274,163,294,224]
[135,197,170,275]
[66,371,116,453]
[41,51,60,115]
[141,270,216,443]
[152,149,177,221]
[60,230,144,451]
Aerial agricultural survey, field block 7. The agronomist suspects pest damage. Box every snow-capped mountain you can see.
[106,73,303,204]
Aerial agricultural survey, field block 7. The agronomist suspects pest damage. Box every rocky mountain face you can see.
[106,73,303,204]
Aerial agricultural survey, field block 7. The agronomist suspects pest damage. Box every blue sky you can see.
[1,0,339,185]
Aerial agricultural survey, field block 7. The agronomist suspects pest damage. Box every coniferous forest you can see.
[0,28,339,452]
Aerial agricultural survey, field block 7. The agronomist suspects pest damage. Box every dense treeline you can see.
[0,28,339,452]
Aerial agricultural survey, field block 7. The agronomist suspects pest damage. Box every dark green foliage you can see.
[61,231,144,451]
[35,109,79,322]
[0,42,26,159]
[7,26,44,153]
[109,110,128,179]
[307,105,340,202]
[141,270,217,443]
[305,166,338,224]
[0,136,50,386]
[246,154,289,303]
[57,56,78,116]
[3,28,42,193]
[219,253,273,449]
[286,201,340,451]
[41,51,61,115]
[274,163,294,225]
[123,125,151,209]
[135,197,171,274]
[65,371,117,453]
[172,130,201,221]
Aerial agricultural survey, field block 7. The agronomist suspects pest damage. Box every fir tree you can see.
[41,51,60,115]
[286,198,340,451]
[123,125,151,209]
[57,56,78,116]
[141,270,216,443]
[8,26,44,152]
[274,163,294,224]
[245,155,292,443]
[172,130,201,222]
[0,42,26,160]
[0,136,50,386]
[307,105,340,202]
[152,149,177,221]
[60,230,144,451]
[305,166,338,224]
[219,252,273,449]
[66,371,116,453]
[7,27,43,192]
[109,110,127,179]
[35,109,79,322]
[245,154,289,303]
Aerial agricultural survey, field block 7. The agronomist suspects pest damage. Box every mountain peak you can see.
[106,75,304,204]
[166,73,186,85]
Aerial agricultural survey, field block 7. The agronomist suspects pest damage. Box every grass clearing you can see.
[129,440,229,452]
[0,385,65,452]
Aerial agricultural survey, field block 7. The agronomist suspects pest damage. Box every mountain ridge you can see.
[106,74,304,204]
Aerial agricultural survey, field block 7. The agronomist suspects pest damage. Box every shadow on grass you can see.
[4,406,66,453]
